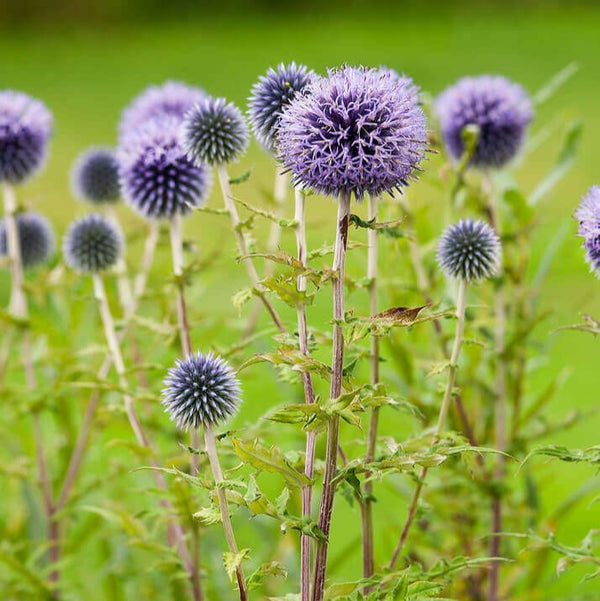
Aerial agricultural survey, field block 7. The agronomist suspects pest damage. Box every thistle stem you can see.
[244,170,288,336]
[311,191,351,601]
[203,426,248,601]
[389,278,468,569]
[133,220,160,302]
[92,273,201,600]
[3,182,60,590]
[295,188,317,601]
[107,208,135,318]
[216,164,286,334]
[361,194,379,586]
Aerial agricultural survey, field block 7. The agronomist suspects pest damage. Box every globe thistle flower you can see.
[162,351,241,430]
[248,62,314,152]
[0,211,54,269]
[63,214,122,273]
[276,65,427,200]
[117,116,212,219]
[435,75,532,168]
[437,218,501,281]
[119,80,207,139]
[583,233,600,276]
[0,91,53,184]
[71,148,120,205]
[183,97,249,166]
[575,186,600,238]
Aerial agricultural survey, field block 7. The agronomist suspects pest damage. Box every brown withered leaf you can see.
[372,305,429,325]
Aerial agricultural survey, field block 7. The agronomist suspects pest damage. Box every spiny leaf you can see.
[223,548,250,582]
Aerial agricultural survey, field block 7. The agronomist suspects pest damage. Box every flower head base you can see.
[183,97,249,166]
[71,148,120,205]
[277,65,427,200]
[0,91,53,184]
[162,351,241,430]
[63,214,122,273]
[118,116,212,220]
[575,186,600,238]
[0,212,54,269]
[583,233,600,276]
[437,219,501,282]
[248,62,314,153]
[119,81,207,139]
[435,75,532,168]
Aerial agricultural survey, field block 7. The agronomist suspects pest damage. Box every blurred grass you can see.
[0,4,599,598]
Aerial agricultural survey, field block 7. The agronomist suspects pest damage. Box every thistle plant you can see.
[163,351,248,600]
[278,65,427,601]
[183,96,286,333]
[576,186,600,276]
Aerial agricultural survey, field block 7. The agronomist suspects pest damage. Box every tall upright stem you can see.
[295,188,317,601]
[133,221,160,302]
[216,165,286,334]
[92,273,202,601]
[204,426,248,601]
[389,278,468,569]
[361,195,379,585]
[311,192,351,601]
[107,208,134,318]
[3,182,60,589]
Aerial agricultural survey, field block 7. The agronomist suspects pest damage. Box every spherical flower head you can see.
[248,62,314,153]
[276,65,427,200]
[162,351,241,430]
[0,212,54,269]
[583,233,600,277]
[575,186,600,238]
[437,218,501,282]
[435,75,532,168]
[71,148,120,205]
[63,214,122,273]
[0,91,53,184]
[119,80,207,139]
[183,97,249,166]
[117,116,212,220]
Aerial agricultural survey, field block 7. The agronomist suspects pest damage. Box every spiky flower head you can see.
[71,148,120,205]
[0,91,53,184]
[162,351,241,430]
[248,62,314,152]
[63,214,122,273]
[276,65,427,200]
[117,116,212,220]
[183,97,249,166]
[0,212,54,269]
[435,75,532,168]
[119,80,207,139]
[575,186,600,238]
[437,218,501,282]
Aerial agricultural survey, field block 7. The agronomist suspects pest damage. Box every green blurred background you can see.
[0,1,598,598]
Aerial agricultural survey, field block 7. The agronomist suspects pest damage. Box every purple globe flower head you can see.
[0,211,54,269]
[63,214,122,273]
[0,91,53,184]
[71,147,120,205]
[248,62,314,153]
[183,97,249,166]
[119,80,207,140]
[583,233,600,277]
[276,65,427,200]
[437,218,501,282]
[435,75,532,169]
[575,186,600,238]
[162,351,241,430]
[117,116,212,220]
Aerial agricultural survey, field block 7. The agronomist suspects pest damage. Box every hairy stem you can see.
[389,278,467,569]
[3,182,60,590]
[311,191,351,601]
[92,273,201,600]
[295,188,317,601]
[361,194,379,586]
[216,164,286,334]
[204,426,248,601]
